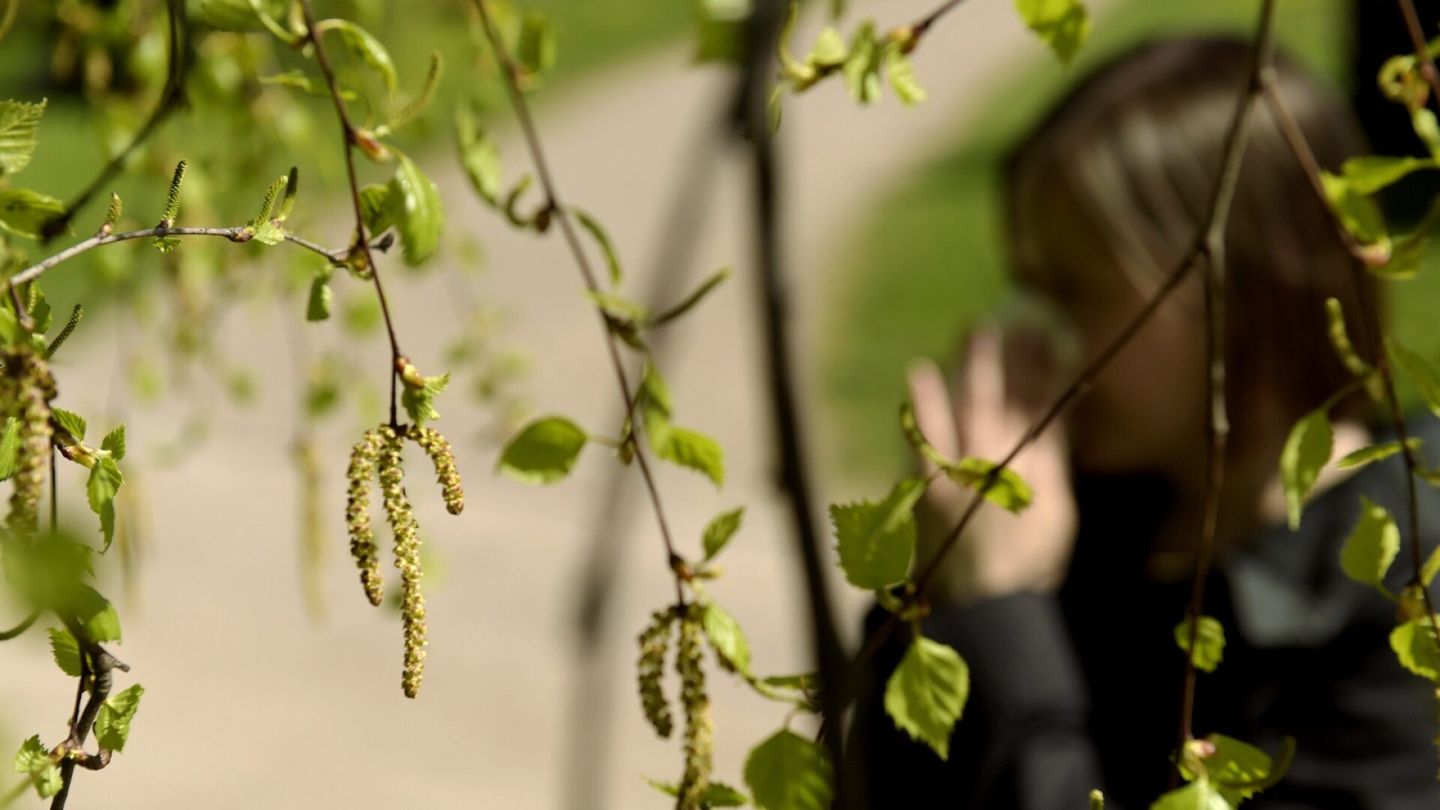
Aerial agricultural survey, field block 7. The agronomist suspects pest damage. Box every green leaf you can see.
[0,417,21,480]
[1014,0,1091,64]
[645,778,748,807]
[101,425,126,461]
[744,729,833,810]
[945,457,1034,513]
[1174,615,1225,673]
[884,46,926,106]
[1391,616,1440,682]
[830,477,926,590]
[586,290,649,325]
[884,635,970,760]
[498,416,588,484]
[0,99,46,177]
[649,267,732,328]
[1336,438,1419,470]
[95,684,144,753]
[358,183,394,235]
[191,0,288,32]
[52,408,86,442]
[1339,155,1437,196]
[306,276,333,322]
[400,373,449,425]
[388,154,444,266]
[761,673,817,691]
[77,587,121,643]
[645,417,725,486]
[1422,544,1440,587]
[323,19,397,92]
[1323,297,1370,377]
[1389,339,1440,418]
[0,188,65,238]
[1320,170,1390,248]
[1339,496,1401,589]
[1199,734,1294,806]
[1280,408,1333,530]
[1149,779,1230,810]
[87,457,123,516]
[702,602,752,674]
[48,628,81,677]
[702,507,745,562]
[572,207,623,287]
[456,111,502,206]
[100,501,115,554]
[13,734,62,798]
[1415,108,1440,158]
[516,12,558,79]
[808,27,848,68]
[842,22,883,104]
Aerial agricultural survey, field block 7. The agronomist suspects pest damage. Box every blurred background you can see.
[1,0,1436,807]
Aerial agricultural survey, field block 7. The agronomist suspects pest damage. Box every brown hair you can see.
[1004,37,1378,432]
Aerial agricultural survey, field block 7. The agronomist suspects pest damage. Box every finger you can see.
[1003,324,1060,418]
[959,327,1006,448]
[906,358,960,461]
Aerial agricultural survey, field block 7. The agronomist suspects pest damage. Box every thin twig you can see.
[564,126,724,810]
[467,0,688,606]
[50,629,126,810]
[1396,0,1440,106]
[297,0,406,428]
[1175,0,1278,759]
[909,0,969,39]
[736,0,853,800]
[42,0,189,242]
[10,226,388,288]
[1265,75,1440,656]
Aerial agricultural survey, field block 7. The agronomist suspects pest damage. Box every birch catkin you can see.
[6,347,54,536]
[637,608,677,739]
[378,426,427,698]
[345,427,386,606]
[675,607,713,810]
[409,426,464,515]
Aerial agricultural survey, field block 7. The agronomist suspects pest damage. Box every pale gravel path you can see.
[2,1,1109,807]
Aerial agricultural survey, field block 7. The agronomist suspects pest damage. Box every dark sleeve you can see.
[849,593,1107,809]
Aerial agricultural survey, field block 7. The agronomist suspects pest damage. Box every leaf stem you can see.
[467,0,688,607]
[0,609,37,641]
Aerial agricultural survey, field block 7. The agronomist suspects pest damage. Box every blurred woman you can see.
[850,37,1440,808]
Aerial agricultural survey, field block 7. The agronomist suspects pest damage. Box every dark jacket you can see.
[851,419,1440,808]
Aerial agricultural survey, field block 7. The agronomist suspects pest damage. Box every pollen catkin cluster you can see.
[6,347,54,536]
[637,608,677,739]
[378,426,427,699]
[409,426,464,515]
[675,607,714,810]
[345,428,387,606]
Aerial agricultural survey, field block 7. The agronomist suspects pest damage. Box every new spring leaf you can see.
[744,729,832,810]
[884,635,970,760]
[831,477,926,590]
[498,416,588,484]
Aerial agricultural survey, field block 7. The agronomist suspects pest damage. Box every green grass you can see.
[819,0,1388,483]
